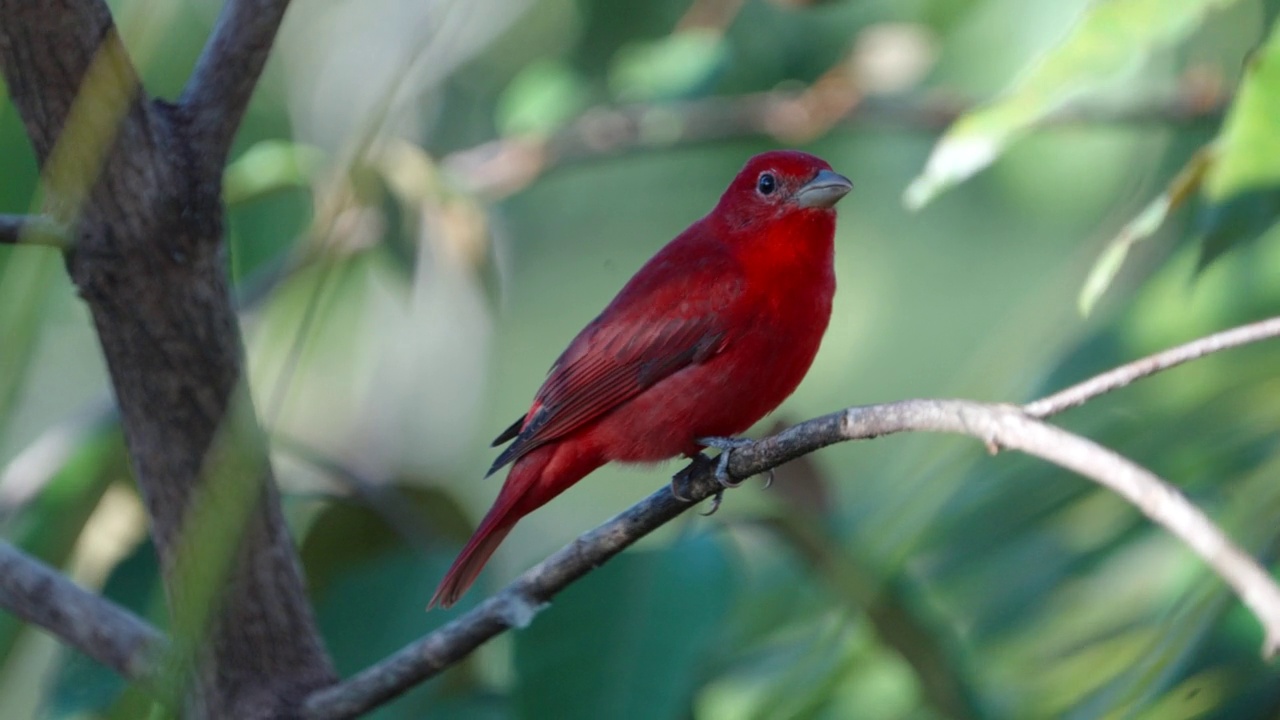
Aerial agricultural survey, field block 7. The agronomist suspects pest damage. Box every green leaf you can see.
[609,30,729,103]
[513,533,735,720]
[1203,23,1280,201]
[299,483,470,600]
[301,487,494,718]
[1197,188,1280,268]
[223,140,325,207]
[904,0,1242,209]
[496,60,589,136]
[1198,20,1280,267]
[761,513,985,718]
[1078,146,1212,315]
[1064,444,1280,719]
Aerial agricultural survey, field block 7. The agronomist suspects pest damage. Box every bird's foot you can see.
[671,438,761,517]
[670,452,731,516]
[697,436,754,489]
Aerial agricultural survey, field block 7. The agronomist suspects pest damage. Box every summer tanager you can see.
[429,150,851,608]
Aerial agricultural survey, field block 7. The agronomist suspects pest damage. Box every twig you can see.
[0,214,70,249]
[181,0,293,164]
[442,90,1227,198]
[302,398,1280,719]
[0,539,163,683]
[1025,315,1280,417]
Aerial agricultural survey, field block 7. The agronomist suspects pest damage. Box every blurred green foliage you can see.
[2,0,1280,718]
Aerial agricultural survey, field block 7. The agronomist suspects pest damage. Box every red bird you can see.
[429,150,851,608]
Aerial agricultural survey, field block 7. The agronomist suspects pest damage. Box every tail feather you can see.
[428,517,515,609]
[430,441,604,609]
[430,465,536,609]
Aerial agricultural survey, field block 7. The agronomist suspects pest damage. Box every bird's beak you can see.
[795,169,853,209]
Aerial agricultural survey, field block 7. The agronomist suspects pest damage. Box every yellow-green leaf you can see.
[609,29,729,103]
[1078,146,1213,314]
[1203,23,1280,201]
[905,0,1242,210]
[224,140,325,206]
[1197,19,1280,267]
[497,59,589,136]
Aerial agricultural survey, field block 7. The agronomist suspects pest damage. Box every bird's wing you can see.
[487,246,742,475]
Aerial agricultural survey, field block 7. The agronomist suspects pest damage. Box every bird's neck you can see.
[724,209,836,280]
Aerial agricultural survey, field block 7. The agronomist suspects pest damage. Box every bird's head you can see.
[713,150,853,228]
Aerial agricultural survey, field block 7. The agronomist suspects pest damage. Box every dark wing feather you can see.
[491,417,523,447]
[486,315,727,476]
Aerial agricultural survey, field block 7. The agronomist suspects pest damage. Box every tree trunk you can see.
[0,1,335,716]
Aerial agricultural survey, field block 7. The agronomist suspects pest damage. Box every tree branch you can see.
[443,88,1227,198]
[0,539,163,683]
[303,398,1280,718]
[0,214,68,249]
[1025,315,1280,417]
[181,0,292,165]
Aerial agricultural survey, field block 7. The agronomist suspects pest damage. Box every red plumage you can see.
[429,150,852,608]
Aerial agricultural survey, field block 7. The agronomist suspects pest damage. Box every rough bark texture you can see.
[0,540,163,682]
[0,1,335,716]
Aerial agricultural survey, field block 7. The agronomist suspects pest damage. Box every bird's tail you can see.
[428,443,600,609]
[428,513,516,609]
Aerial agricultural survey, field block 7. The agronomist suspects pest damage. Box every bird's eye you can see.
[756,172,777,196]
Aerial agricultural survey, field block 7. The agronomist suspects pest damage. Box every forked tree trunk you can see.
[0,1,335,716]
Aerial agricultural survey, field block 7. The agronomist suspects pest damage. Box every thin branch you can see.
[0,539,164,683]
[442,88,1228,198]
[1026,315,1280,417]
[0,214,70,249]
[303,399,1280,719]
[181,0,292,164]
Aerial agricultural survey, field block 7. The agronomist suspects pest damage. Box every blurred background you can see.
[2,0,1280,717]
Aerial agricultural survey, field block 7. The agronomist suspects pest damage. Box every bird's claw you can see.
[697,436,754,489]
[701,490,724,516]
[670,480,692,502]
[716,454,743,489]
[672,438,765,515]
